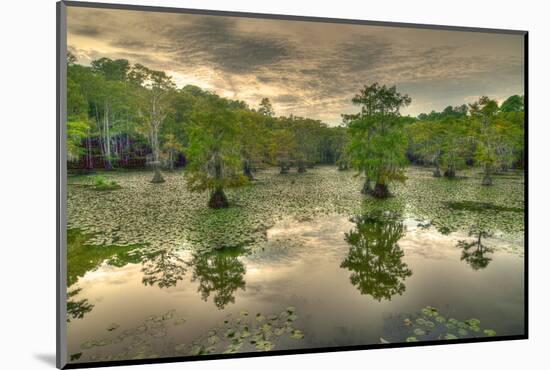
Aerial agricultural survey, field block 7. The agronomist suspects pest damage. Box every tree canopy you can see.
[67,55,525,206]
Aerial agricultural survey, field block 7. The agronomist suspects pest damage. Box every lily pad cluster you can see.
[73,309,181,363]
[399,167,524,239]
[67,166,524,254]
[70,307,305,363]
[185,306,304,356]
[381,306,497,344]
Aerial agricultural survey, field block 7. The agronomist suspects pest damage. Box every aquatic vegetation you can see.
[68,175,122,191]
[189,306,304,355]
[381,306,497,343]
[67,166,524,254]
[70,307,305,363]
[65,167,524,363]
[92,175,122,191]
[446,201,523,213]
[401,167,524,238]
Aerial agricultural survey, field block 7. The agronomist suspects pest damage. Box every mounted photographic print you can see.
[57,1,527,368]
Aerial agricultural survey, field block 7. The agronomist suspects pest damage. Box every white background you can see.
[0,0,547,368]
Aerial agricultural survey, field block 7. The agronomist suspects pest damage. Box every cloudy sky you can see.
[67,6,524,125]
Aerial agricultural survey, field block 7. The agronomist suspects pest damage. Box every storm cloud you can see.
[67,6,524,125]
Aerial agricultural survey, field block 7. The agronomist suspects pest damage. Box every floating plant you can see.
[70,307,305,363]
[381,306,497,344]
[67,167,524,257]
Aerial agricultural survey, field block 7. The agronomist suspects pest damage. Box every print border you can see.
[56,1,528,368]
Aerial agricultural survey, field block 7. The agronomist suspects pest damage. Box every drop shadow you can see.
[34,353,56,367]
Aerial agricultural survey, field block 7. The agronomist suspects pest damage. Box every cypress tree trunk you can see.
[151,164,165,183]
[103,103,113,170]
[297,160,307,173]
[86,136,93,170]
[243,160,254,180]
[372,183,390,198]
[482,167,493,186]
[208,188,229,209]
[150,125,165,183]
[169,151,174,171]
[444,165,456,178]
[433,164,441,177]
[361,178,372,194]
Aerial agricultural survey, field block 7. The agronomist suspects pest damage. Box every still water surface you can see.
[67,211,524,362]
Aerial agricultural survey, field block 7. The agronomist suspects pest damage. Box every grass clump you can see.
[91,175,121,191]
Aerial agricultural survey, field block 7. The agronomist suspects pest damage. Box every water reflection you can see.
[67,229,140,287]
[457,224,494,270]
[67,288,94,322]
[341,212,412,301]
[141,247,187,288]
[191,247,247,309]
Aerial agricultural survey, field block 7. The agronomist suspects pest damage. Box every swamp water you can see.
[66,167,524,363]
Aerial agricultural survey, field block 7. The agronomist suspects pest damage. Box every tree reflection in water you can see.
[67,288,94,322]
[341,212,412,301]
[141,247,187,288]
[191,247,246,309]
[457,223,494,270]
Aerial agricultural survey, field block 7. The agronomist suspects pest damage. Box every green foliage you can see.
[67,55,524,198]
[347,83,411,194]
[408,95,525,180]
[258,97,275,117]
[269,129,297,172]
[341,211,412,301]
[417,104,468,121]
[408,114,469,177]
[90,175,121,191]
[500,95,524,113]
[67,119,90,161]
[185,97,248,195]
[237,109,270,176]
[67,229,139,286]
[468,95,524,183]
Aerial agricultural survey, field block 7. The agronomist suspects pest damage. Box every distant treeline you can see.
[67,53,347,173]
[67,54,524,205]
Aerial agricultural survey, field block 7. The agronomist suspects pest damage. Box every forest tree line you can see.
[67,54,525,207]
